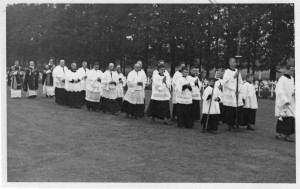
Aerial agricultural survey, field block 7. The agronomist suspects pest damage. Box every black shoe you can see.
[284,135,294,142]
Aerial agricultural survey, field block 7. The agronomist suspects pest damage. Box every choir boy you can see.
[176,67,194,128]
[275,63,295,142]
[201,78,222,134]
[147,64,172,124]
[241,73,258,131]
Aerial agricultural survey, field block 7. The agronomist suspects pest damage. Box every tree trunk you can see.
[170,37,177,76]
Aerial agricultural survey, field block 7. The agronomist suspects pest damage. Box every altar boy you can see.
[201,78,222,134]
[241,73,258,130]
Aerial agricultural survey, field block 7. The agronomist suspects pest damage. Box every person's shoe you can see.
[284,135,294,142]
[275,135,282,140]
[247,125,256,131]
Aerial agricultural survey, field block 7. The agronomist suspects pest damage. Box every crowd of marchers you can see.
[7,58,295,142]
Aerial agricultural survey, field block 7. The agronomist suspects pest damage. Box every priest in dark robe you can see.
[9,60,24,99]
[275,63,295,142]
[42,58,55,98]
[23,61,39,98]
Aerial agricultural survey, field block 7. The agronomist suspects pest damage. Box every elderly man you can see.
[8,60,23,99]
[86,62,103,111]
[65,62,82,108]
[122,63,146,119]
[275,62,295,142]
[100,63,119,115]
[42,58,55,98]
[23,61,39,98]
[77,61,90,105]
[116,65,126,111]
[53,59,68,105]
[222,57,243,132]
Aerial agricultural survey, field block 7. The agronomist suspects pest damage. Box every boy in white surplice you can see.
[275,64,295,142]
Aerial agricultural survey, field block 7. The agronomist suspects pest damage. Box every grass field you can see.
[7,86,295,183]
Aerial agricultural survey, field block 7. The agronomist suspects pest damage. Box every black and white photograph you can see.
[0,0,298,188]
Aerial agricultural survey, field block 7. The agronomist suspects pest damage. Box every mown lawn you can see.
[6,86,295,182]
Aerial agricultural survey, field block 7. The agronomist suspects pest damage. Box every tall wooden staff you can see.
[234,30,242,128]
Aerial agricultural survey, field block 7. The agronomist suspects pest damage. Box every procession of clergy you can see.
[8,57,295,142]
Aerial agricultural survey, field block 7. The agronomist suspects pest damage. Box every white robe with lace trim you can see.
[176,76,193,104]
[85,69,103,102]
[222,68,243,107]
[123,70,146,104]
[275,75,295,117]
[77,67,90,91]
[101,70,119,99]
[151,73,171,101]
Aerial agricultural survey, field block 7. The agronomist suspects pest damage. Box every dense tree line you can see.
[6,4,294,79]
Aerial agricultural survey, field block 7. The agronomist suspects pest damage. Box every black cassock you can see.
[23,67,39,96]
[9,66,23,90]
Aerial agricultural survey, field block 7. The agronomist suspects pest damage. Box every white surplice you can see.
[123,70,147,104]
[116,72,126,98]
[202,85,222,114]
[151,73,171,101]
[187,75,202,101]
[53,65,68,89]
[241,82,258,109]
[65,70,81,92]
[171,71,183,104]
[101,70,119,99]
[176,76,193,104]
[85,69,103,102]
[275,75,295,117]
[222,68,243,107]
[77,67,90,91]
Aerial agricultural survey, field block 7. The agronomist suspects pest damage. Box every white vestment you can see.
[187,76,202,101]
[77,67,90,91]
[65,70,81,92]
[275,75,295,117]
[176,76,193,104]
[85,69,103,102]
[116,72,126,98]
[151,73,171,101]
[53,65,68,89]
[123,70,146,104]
[241,82,258,109]
[171,71,183,104]
[202,85,222,114]
[222,68,243,107]
[101,70,119,99]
